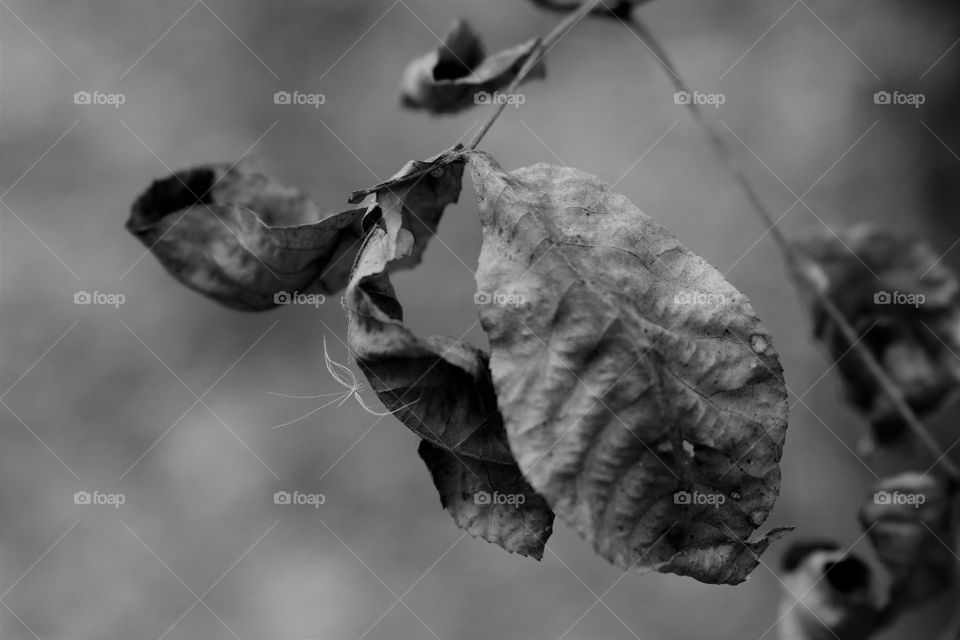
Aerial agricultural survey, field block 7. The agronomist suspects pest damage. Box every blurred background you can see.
[2,0,960,638]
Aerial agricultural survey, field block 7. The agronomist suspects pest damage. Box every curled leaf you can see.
[128,159,459,311]
[345,155,554,558]
[778,540,879,640]
[860,473,955,608]
[399,20,545,115]
[127,164,365,310]
[796,225,960,446]
[467,152,790,584]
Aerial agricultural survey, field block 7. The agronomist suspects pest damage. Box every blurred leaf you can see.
[399,20,545,115]
[467,152,790,584]
[860,472,956,608]
[346,155,554,558]
[796,225,960,447]
[778,540,879,640]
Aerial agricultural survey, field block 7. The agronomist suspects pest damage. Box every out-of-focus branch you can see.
[619,14,960,485]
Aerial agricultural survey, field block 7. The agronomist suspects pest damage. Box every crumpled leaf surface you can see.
[127,161,457,311]
[778,541,878,640]
[400,20,545,115]
[796,225,960,446]
[345,155,554,558]
[127,164,365,311]
[860,473,955,608]
[468,152,790,584]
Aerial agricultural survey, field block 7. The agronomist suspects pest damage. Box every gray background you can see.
[1,1,959,638]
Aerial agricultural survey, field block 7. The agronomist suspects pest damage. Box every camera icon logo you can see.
[74,291,92,304]
[73,91,92,105]
[474,491,492,505]
[673,490,692,505]
[274,91,292,105]
[474,91,492,105]
[874,490,892,505]
[74,491,92,505]
[874,91,892,105]
[873,291,891,304]
[274,291,292,304]
[273,490,292,505]
[673,91,692,105]
[473,291,492,305]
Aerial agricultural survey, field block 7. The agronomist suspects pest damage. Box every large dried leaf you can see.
[399,20,545,115]
[345,156,554,558]
[468,152,790,584]
[796,225,960,446]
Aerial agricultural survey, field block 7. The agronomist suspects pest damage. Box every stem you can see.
[465,0,604,151]
[622,16,960,483]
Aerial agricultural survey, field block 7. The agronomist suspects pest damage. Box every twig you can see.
[465,0,604,150]
[620,15,960,483]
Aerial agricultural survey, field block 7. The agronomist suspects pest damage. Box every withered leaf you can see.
[128,159,456,311]
[127,164,364,311]
[468,152,790,584]
[399,20,545,115]
[860,473,955,608]
[345,156,554,558]
[418,441,554,559]
[795,225,960,446]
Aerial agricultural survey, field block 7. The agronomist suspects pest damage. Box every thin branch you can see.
[465,0,604,151]
[621,15,960,483]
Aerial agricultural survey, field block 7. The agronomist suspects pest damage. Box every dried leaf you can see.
[778,540,879,640]
[860,473,955,608]
[127,164,365,310]
[419,441,554,559]
[345,156,554,558]
[128,159,458,311]
[796,225,960,446]
[468,152,790,584]
[399,20,545,115]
